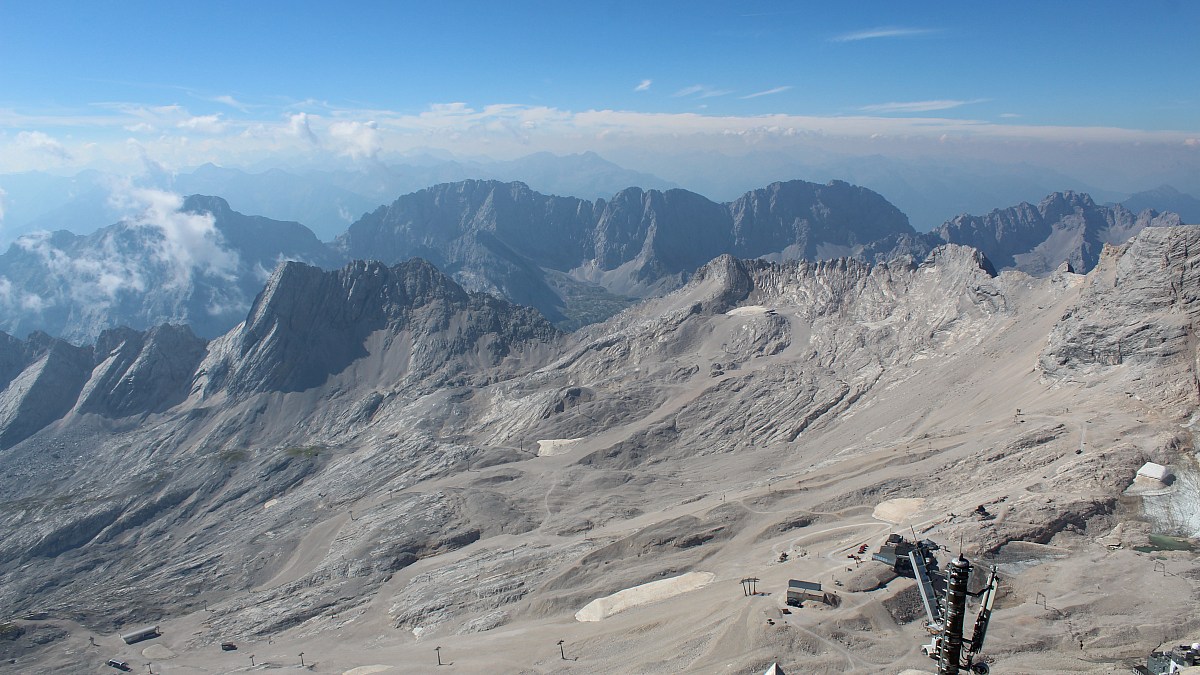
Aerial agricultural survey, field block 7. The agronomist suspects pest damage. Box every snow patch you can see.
[575,571,715,621]
[537,438,583,456]
[726,305,770,316]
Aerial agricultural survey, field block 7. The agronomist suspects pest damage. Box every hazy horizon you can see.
[0,1,1196,234]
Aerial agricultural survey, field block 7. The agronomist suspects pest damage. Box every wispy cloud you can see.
[0,100,1196,177]
[999,113,1021,118]
[674,84,734,99]
[832,26,937,42]
[213,94,248,112]
[859,99,988,113]
[741,86,792,100]
[176,114,228,134]
[634,79,652,92]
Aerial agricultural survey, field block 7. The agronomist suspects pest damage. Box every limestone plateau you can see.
[0,179,1181,342]
[2,222,1200,673]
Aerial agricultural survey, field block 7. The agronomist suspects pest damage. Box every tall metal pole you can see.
[938,556,971,675]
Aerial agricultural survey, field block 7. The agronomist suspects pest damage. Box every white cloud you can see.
[329,120,382,159]
[832,26,937,42]
[634,79,652,92]
[288,112,319,145]
[0,187,243,317]
[674,85,734,99]
[10,230,145,311]
[122,188,240,288]
[427,102,471,115]
[16,130,72,160]
[0,187,6,225]
[214,94,248,111]
[177,114,228,134]
[0,100,1195,185]
[999,113,1021,119]
[20,292,47,312]
[859,99,988,113]
[741,86,792,100]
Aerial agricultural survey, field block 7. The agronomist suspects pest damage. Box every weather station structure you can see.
[873,535,998,675]
[1134,643,1200,674]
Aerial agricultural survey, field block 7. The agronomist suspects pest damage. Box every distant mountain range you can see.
[936,191,1181,275]
[0,178,1186,343]
[5,150,1197,247]
[1119,185,1200,223]
[0,152,679,243]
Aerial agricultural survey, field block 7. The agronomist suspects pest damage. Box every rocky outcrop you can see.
[1039,225,1200,415]
[0,324,208,448]
[0,333,93,449]
[74,324,207,418]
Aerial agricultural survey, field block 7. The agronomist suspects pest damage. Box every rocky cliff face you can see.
[937,191,1181,275]
[73,324,207,418]
[1039,225,1200,415]
[728,179,913,260]
[0,333,93,449]
[0,325,207,450]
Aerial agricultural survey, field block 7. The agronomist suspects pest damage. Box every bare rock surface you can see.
[2,226,1200,673]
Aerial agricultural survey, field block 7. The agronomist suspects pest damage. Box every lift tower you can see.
[938,556,972,675]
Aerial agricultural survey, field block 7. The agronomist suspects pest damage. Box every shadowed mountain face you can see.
[0,324,206,449]
[196,258,561,397]
[1,226,1199,673]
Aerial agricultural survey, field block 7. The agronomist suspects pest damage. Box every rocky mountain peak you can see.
[921,243,998,277]
[200,257,560,397]
[181,194,235,218]
[1038,190,1097,219]
[937,190,1182,275]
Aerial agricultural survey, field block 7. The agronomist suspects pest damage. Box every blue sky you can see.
[0,1,1197,178]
